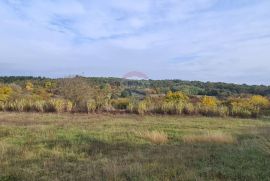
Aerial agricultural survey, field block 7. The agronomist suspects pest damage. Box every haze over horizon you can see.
[0,0,270,85]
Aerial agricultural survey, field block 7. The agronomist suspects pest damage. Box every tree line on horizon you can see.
[0,76,270,118]
[1,76,270,96]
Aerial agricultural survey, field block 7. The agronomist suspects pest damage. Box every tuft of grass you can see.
[0,141,10,159]
[182,132,236,144]
[138,130,168,144]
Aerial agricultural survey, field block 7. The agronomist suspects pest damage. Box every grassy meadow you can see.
[0,112,270,181]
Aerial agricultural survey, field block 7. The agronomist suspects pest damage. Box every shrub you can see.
[99,104,114,112]
[160,101,184,114]
[165,91,189,103]
[231,106,252,118]
[44,81,53,89]
[16,100,26,112]
[249,95,269,109]
[57,77,95,103]
[198,105,229,117]
[25,81,34,91]
[126,99,148,114]
[22,100,33,112]
[198,106,211,116]
[137,101,147,115]
[143,96,164,113]
[44,100,55,112]
[95,95,113,112]
[0,86,13,102]
[216,106,229,117]
[66,100,73,112]
[175,102,185,114]
[198,96,229,117]
[72,101,87,113]
[4,100,19,112]
[120,89,132,98]
[161,101,175,114]
[183,103,196,115]
[127,102,136,113]
[111,98,129,110]
[44,99,66,113]
[229,98,260,118]
[1,98,48,113]
[94,84,112,112]
[32,101,46,112]
[86,99,96,113]
[8,99,46,112]
[201,96,218,107]
[0,102,4,111]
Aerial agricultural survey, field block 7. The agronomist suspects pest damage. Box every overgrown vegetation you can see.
[0,76,270,180]
[0,76,270,118]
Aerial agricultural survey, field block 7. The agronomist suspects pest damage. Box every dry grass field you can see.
[0,112,270,180]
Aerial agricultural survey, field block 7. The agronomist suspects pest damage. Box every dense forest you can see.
[1,76,270,97]
[0,76,270,118]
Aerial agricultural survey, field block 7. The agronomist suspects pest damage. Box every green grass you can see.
[0,112,270,181]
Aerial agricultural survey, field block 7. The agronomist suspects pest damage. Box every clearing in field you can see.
[0,112,270,181]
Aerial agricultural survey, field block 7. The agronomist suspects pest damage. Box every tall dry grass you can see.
[0,99,73,113]
[86,99,97,113]
[182,132,235,144]
[0,102,4,111]
[198,105,229,117]
[43,99,70,113]
[137,130,168,144]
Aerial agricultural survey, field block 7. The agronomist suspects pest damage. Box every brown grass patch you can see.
[138,130,168,144]
[182,132,235,144]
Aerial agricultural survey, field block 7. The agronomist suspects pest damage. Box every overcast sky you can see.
[0,0,270,84]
